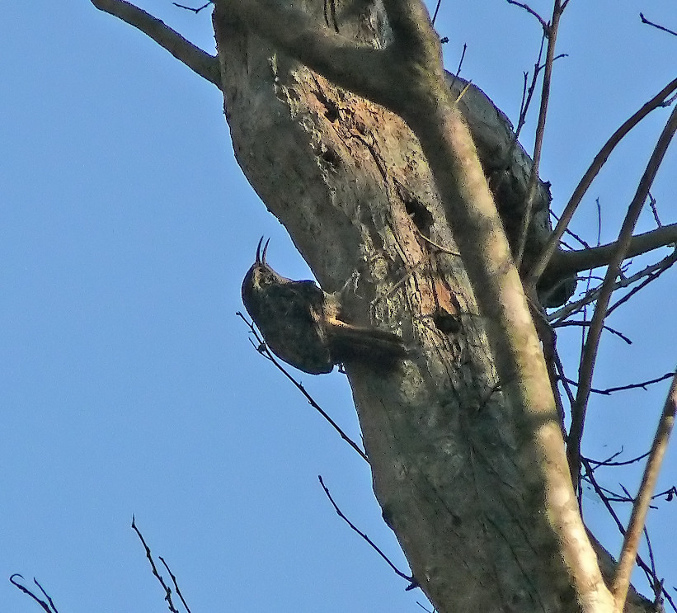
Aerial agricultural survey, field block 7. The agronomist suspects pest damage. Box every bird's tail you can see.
[325,317,406,368]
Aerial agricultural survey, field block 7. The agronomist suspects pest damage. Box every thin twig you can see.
[606,249,677,316]
[640,13,677,37]
[9,575,58,613]
[549,249,677,323]
[528,77,677,286]
[238,312,369,462]
[160,557,192,613]
[514,34,546,142]
[506,0,548,31]
[454,43,467,77]
[553,320,632,345]
[515,0,566,267]
[318,475,417,589]
[567,106,677,488]
[90,0,221,88]
[648,192,662,227]
[562,372,676,396]
[173,1,212,13]
[132,516,180,613]
[431,0,442,25]
[642,527,663,607]
[587,451,650,468]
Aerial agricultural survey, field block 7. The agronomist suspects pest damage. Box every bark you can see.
[212,1,655,611]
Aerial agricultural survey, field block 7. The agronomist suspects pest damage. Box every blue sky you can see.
[2,1,676,611]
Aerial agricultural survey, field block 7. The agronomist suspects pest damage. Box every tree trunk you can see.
[213,2,654,611]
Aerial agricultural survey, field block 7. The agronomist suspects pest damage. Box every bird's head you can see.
[242,237,286,299]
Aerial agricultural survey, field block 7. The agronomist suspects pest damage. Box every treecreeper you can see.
[242,238,406,374]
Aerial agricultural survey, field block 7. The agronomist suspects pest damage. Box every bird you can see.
[241,238,405,374]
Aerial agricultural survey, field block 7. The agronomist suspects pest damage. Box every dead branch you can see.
[607,249,677,315]
[567,104,677,489]
[553,320,632,345]
[612,372,677,612]
[90,0,221,88]
[528,77,677,287]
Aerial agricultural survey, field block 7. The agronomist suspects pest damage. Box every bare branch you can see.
[9,575,58,613]
[528,76,677,286]
[173,1,212,13]
[131,516,181,613]
[159,557,192,613]
[514,34,546,143]
[581,460,677,612]
[567,105,677,489]
[549,248,677,323]
[516,0,565,267]
[506,0,548,31]
[553,320,632,345]
[548,221,677,278]
[318,475,417,589]
[587,451,650,468]
[640,12,677,37]
[612,372,677,612]
[562,372,676,396]
[607,249,677,315]
[90,0,221,88]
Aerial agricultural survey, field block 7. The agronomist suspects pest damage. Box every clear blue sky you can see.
[2,1,676,611]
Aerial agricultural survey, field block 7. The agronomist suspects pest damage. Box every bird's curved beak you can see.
[255,236,264,265]
[256,237,271,266]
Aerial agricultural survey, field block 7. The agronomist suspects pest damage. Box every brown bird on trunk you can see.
[241,238,405,374]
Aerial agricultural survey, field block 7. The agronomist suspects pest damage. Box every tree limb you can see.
[90,0,222,88]
[548,221,677,277]
[612,372,677,612]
